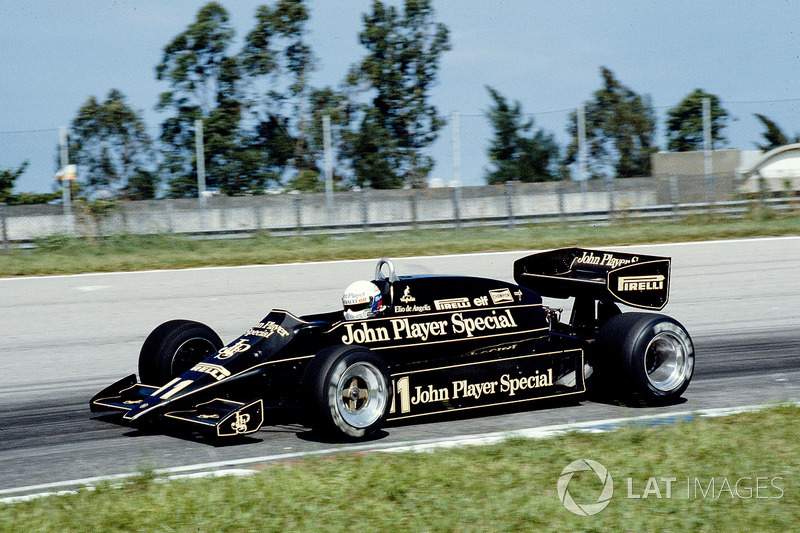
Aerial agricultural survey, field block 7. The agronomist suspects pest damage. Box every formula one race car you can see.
[91,248,694,440]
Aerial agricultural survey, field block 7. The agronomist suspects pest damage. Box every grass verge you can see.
[2,405,798,531]
[1,215,799,277]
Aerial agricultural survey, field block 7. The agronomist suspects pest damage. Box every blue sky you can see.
[1,0,799,193]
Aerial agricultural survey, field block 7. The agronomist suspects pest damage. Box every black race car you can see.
[91,248,694,440]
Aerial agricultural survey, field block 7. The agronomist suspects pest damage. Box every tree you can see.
[303,86,356,189]
[484,87,559,184]
[69,89,154,198]
[347,0,451,188]
[754,113,799,151]
[124,170,159,201]
[0,162,28,203]
[347,106,399,188]
[155,2,249,196]
[565,67,657,179]
[0,161,62,205]
[247,113,296,188]
[241,0,317,179]
[665,89,728,152]
[287,169,322,192]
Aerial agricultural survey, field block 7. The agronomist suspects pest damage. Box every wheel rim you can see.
[644,331,691,392]
[171,337,219,376]
[336,361,387,429]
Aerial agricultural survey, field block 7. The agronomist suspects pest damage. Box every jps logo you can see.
[214,339,251,360]
[231,412,251,434]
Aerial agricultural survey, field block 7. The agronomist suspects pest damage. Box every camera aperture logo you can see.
[557,459,614,516]
[557,460,785,516]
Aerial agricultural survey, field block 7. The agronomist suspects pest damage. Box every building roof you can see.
[738,143,800,193]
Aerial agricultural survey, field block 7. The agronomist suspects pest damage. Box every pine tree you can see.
[484,87,559,184]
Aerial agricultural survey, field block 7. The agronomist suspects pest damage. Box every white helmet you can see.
[342,280,385,320]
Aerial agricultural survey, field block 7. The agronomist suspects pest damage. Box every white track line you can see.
[1,401,792,504]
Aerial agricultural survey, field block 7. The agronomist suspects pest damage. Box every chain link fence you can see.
[1,173,797,246]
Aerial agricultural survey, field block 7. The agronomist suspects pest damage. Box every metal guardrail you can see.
[2,172,798,249]
[2,195,796,248]
[248,197,798,236]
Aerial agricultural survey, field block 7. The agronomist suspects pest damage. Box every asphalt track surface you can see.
[2,237,799,496]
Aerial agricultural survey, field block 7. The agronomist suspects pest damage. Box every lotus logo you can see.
[557,459,614,516]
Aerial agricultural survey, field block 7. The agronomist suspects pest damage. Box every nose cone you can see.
[122,374,209,420]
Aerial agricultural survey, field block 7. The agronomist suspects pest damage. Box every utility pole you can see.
[1,202,8,255]
[577,104,588,210]
[59,126,72,213]
[451,111,462,186]
[58,126,75,234]
[702,98,714,207]
[195,119,207,208]
[323,114,334,222]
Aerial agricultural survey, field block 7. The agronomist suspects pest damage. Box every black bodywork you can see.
[91,248,679,439]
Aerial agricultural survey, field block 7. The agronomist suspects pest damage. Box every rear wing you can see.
[513,248,670,310]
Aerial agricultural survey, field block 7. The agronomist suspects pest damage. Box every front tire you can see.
[138,320,223,385]
[302,346,391,439]
[597,313,694,404]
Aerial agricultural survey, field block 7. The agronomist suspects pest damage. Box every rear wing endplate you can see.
[513,248,670,310]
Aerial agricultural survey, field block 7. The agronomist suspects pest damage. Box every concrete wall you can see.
[651,149,744,177]
[0,177,673,240]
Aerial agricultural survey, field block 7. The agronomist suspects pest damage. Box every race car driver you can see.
[342,280,386,320]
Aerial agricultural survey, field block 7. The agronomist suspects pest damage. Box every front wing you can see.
[90,375,264,437]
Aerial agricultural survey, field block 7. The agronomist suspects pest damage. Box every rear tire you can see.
[138,320,223,385]
[302,345,391,439]
[597,313,694,404]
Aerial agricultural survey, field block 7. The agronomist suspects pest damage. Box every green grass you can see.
[3,405,799,531]
[1,214,799,277]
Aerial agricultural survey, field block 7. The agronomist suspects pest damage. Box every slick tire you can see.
[597,313,694,405]
[138,320,223,386]
[302,345,391,440]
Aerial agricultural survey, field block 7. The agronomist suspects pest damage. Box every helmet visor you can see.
[344,301,371,314]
